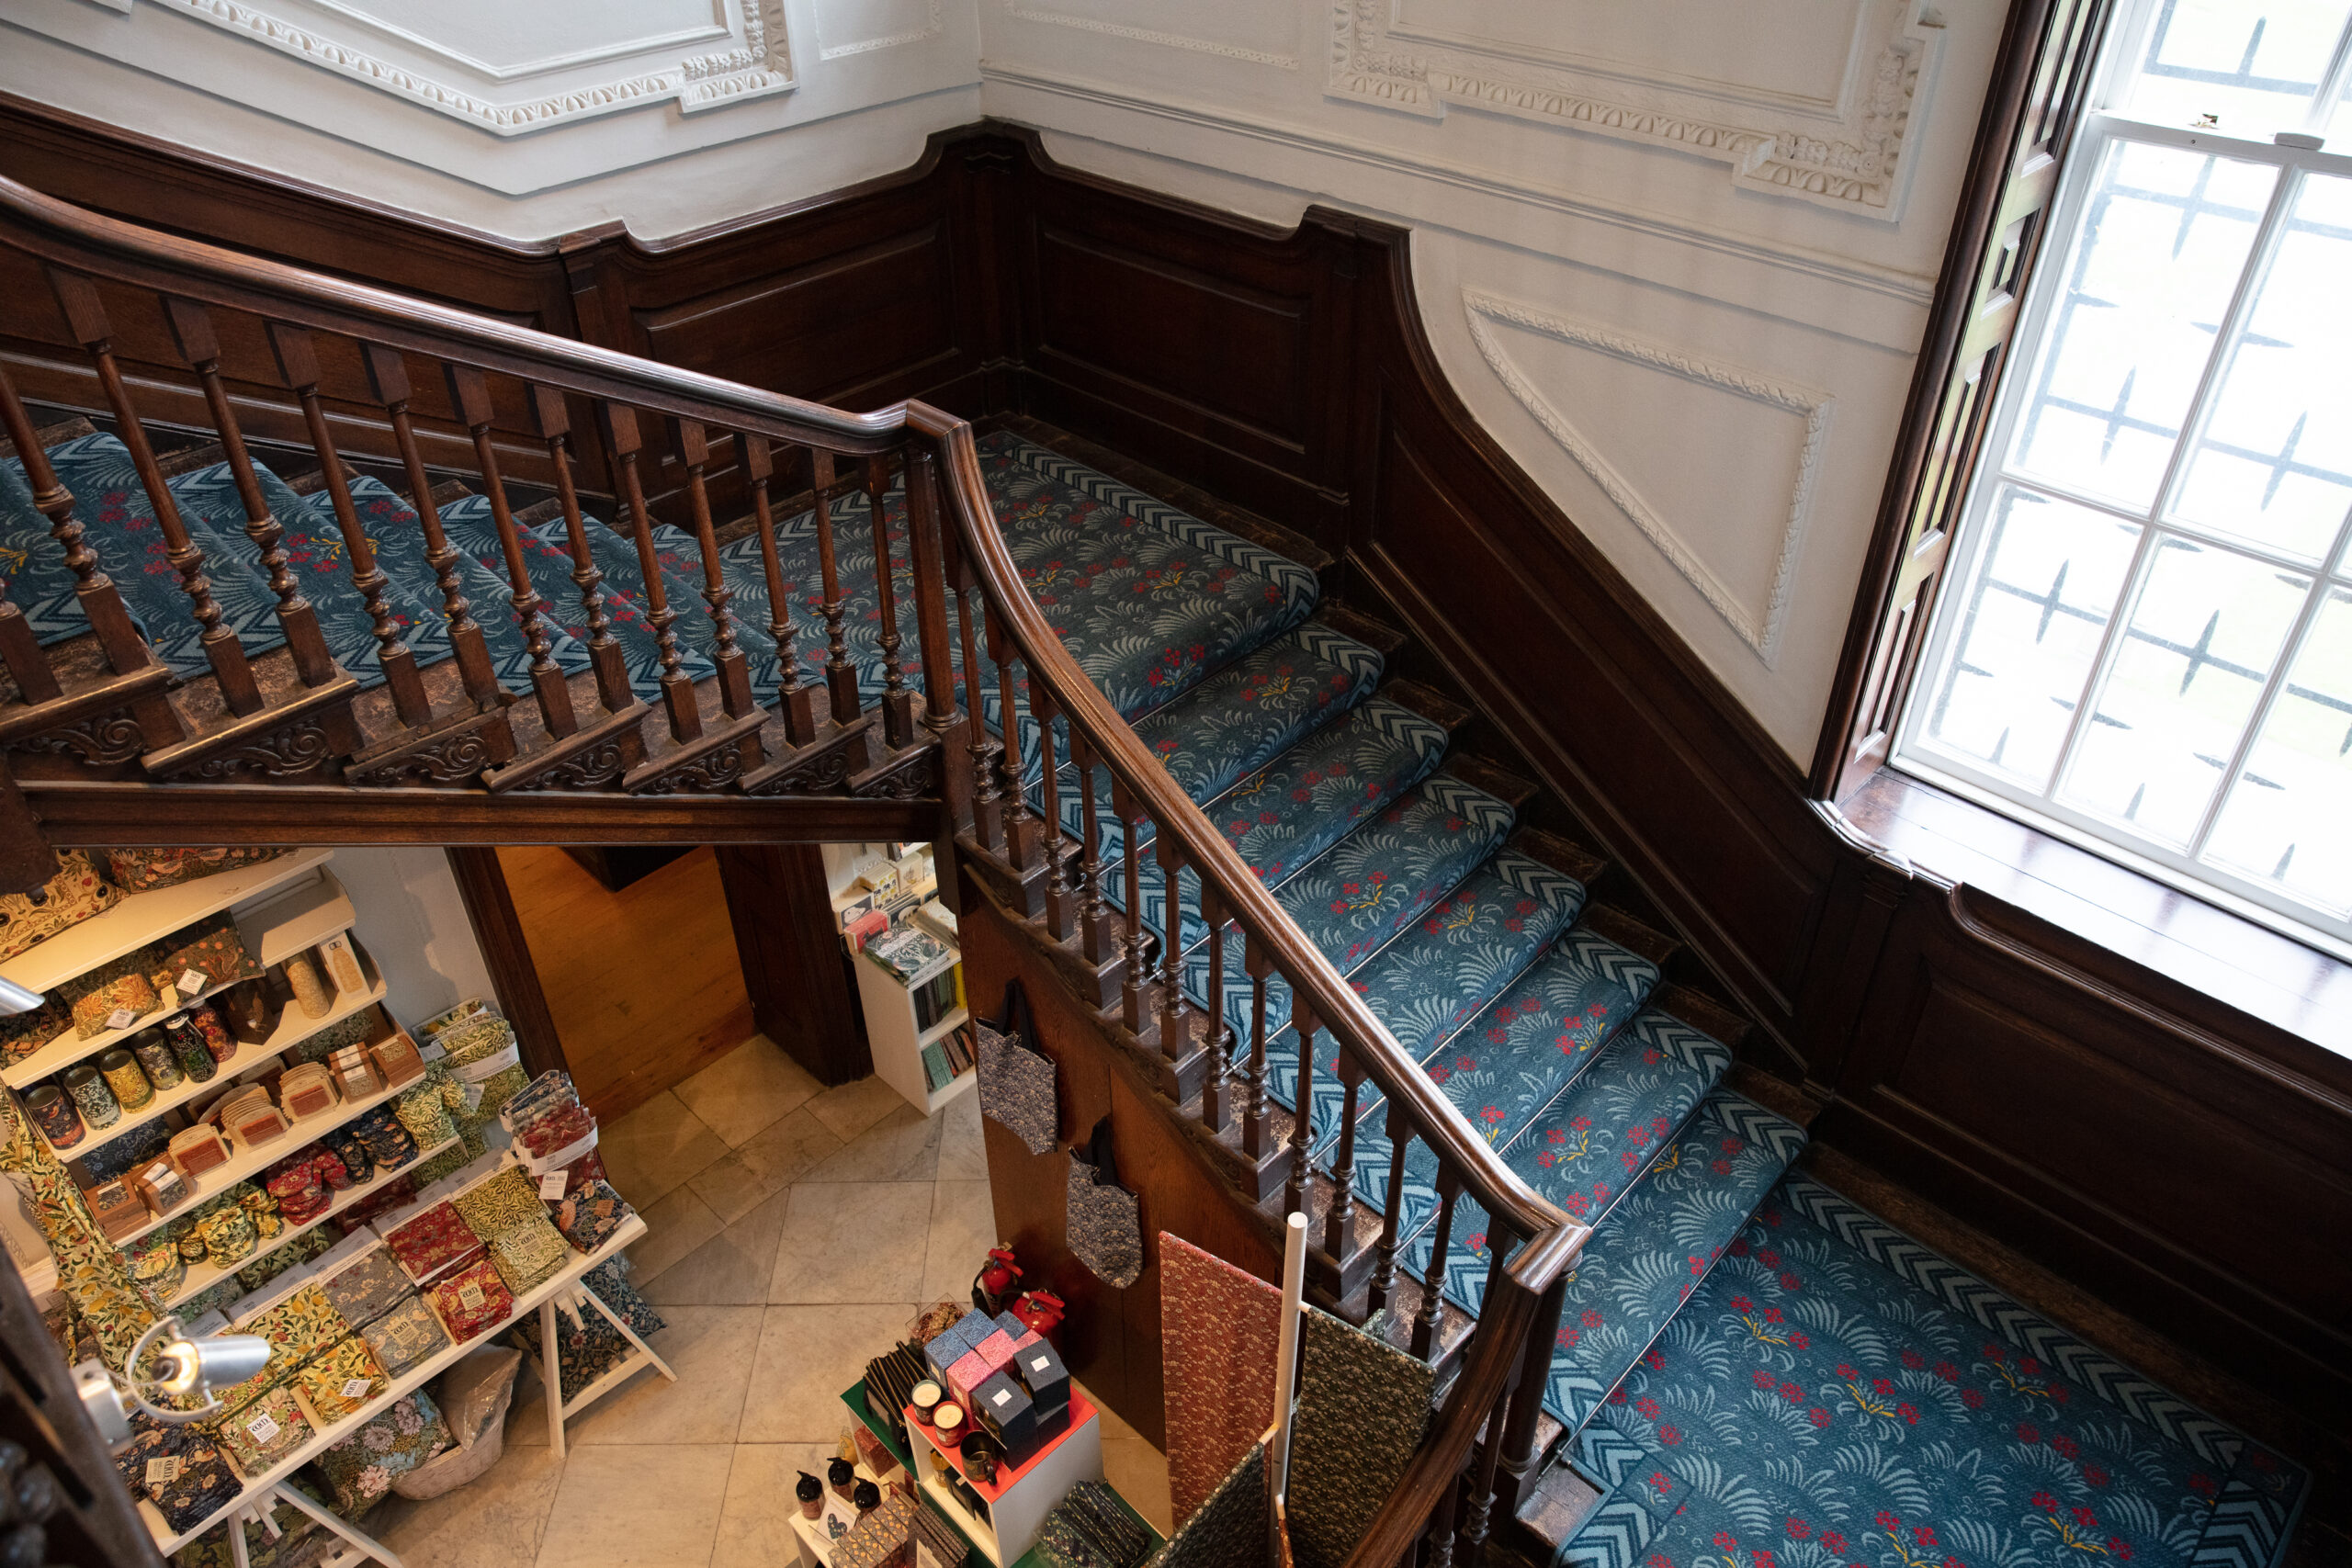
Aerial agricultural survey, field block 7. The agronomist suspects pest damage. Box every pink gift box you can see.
[945,1348,992,1409]
[975,1329,1018,1373]
[1012,1329,1043,1355]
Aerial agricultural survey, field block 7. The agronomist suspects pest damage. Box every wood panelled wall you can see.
[6,96,2345,1424]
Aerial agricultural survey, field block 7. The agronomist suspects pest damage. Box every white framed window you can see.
[1898,0,2352,958]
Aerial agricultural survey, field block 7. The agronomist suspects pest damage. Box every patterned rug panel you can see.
[439,499,695,697]
[592,518,779,692]
[1,452,123,649]
[1347,942,1676,1237]
[1186,773,1517,1052]
[1265,848,1589,1159]
[1562,1172,2311,1568]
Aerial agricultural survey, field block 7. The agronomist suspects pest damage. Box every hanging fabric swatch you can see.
[1065,1118,1142,1289]
[1147,1440,1270,1568]
[976,978,1058,1155]
[1159,1233,1282,1527]
[1284,1306,1433,1568]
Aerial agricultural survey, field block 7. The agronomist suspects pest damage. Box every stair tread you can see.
[439,495,676,698]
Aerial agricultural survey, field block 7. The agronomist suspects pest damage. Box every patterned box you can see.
[295,1335,390,1424]
[214,1385,311,1476]
[383,1200,477,1283]
[427,1255,515,1342]
[358,1292,450,1378]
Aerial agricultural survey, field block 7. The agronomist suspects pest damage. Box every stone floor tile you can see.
[567,1305,763,1447]
[806,1075,907,1144]
[710,1442,837,1568]
[918,1179,1000,1301]
[374,1439,565,1568]
[801,1102,943,1184]
[687,1107,843,1225]
[642,1187,792,1307]
[1103,1435,1175,1538]
[674,1035,822,1149]
[533,1444,731,1568]
[937,1087,988,1181]
[628,1184,727,1287]
[738,1303,920,1443]
[769,1182,933,1303]
[596,1090,729,1208]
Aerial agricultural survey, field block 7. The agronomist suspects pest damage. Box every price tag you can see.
[538,1171,569,1201]
[1030,1355,1051,1374]
[243,1412,279,1446]
[105,1008,136,1032]
[143,1457,182,1488]
[341,1378,372,1401]
[463,1083,484,1111]
[457,1281,485,1310]
[178,969,208,998]
[419,1038,447,1062]
[991,1389,1012,1408]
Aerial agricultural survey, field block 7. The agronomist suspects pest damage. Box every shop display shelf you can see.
[157,1134,460,1311]
[51,957,386,1159]
[903,1386,1120,1566]
[3,865,361,1091]
[0,849,333,996]
[109,1015,419,1247]
[143,1210,649,1554]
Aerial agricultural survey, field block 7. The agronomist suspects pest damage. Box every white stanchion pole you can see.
[1267,1210,1308,1562]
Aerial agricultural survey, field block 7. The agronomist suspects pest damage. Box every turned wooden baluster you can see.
[740,435,817,746]
[1069,732,1119,971]
[266,322,429,726]
[809,448,859,725]
[1326,1051,1365,1264]
[48,271,263,715]
[1496,1270,1569,1522]
[1113,777,1152,1036]
[1415,1173,1461,1360]
[1369,1104,1413,1314]
[1458,1241,1525,1565]
[1156,833,1190,1065]
[1032,685,1078,940]
[865,455,917,750]
[523,385,633,720]
[0,363,148,691]
[954,549,1002,851]
[1242,939,1274,1159]
[672,420,753,720]
[1200,883,1234,1133]
[1286,997,1317,1219]
[901,446,967,828]
[164,299,336,691]
[444,366,576,739]
[0,566,51,709]
[358,343,498,706]
[1426,1473,1462,1568]
[601,406,699,742]
[984,613,1039,876]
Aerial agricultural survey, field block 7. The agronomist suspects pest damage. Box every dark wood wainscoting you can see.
[8,99,2346,1423]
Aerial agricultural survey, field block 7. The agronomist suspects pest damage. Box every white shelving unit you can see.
[854,938,975,1117]
[0,849,332,997]
[901,1386,1104,1565]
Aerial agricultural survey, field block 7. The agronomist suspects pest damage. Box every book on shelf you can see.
[911,899,958,946]
[921,1041,953,1093]
[864,924,949,986]
[910,965,961,1032]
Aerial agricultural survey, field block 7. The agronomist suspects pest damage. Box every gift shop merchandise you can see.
[0,846,673,1568]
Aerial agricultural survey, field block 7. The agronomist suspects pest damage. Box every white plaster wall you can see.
[0,0,2004,760]
[331,846,495,1025]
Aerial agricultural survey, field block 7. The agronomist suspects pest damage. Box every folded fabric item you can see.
[234,1282,349,1366]
[102,847,288,895]
[383,1201,476,1282]
[542,1145,608,1198]
[498,1068,576,1130]
[358,1290,449,1378]
[80,1118,171,1185]
[417,998,495,1039]
[0,851,119,964]
[126,1233,187,1299]
[449,1166,540,1238]
[314,1388,452,1517]
[206,1347,288,1419]
[338,1173,419,1231]
[427,1255,514,1342]
[111,1416,243,1535]
[0,992,69,1064]
[71,968,161,1039]
[198,1207,259,1269]
[235,1226,333,1294]
[319,1244,411,1329]
[549,1179,633,1255]
[350,1104,418,1169]
[393,1062,465,1150]
[296,1334,390,1424]
[508,1267,668,1404]
[262,1152,332,1226]
[148,912,264,997]
[321,1125,372,1187]
[215,1384,312,1475]
[169,1472,336,1568]
[487,1214,571,1295]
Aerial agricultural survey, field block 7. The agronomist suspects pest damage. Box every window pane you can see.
[2011,142,2273,512]
[1920,486,2140,787]
[2174,173,2352,559]
[2122,0,2352,136]
[2204,587,2352,915]
[2057,537,2306,843]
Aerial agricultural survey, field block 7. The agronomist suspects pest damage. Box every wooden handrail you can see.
[0,175,899,457]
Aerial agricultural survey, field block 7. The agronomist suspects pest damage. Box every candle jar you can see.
[852,1481,880,1519]
[130,1030,183,1094]
[62,1066,119,1131]
[98,1050,153,1113]
[910,1381,943,1426]
[827,1456,856,1504]
[23,1086,83,1149]
[932,1403,965,1452]
[283,953,330,1020]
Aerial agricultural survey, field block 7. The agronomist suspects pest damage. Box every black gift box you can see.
[1013,1336,1070,1416]
[972,1370,1039,1460]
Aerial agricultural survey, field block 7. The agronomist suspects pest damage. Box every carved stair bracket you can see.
[1328,0,1943,219]
[740,713,875,796]
[8,705,148,768]
[142,676,363,784]
[624,710,768,795]
[345,704,518,789]
[848,739,941,801]
[483,702,648,793]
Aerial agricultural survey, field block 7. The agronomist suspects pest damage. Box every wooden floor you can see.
[496,844,754,1123]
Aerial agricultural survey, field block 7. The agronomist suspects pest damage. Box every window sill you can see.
[1840,769,2352,1062]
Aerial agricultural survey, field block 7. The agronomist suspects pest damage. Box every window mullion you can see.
[2185,570,2328,860]
[2041,513,2161,807]
[2303,13,2352,134]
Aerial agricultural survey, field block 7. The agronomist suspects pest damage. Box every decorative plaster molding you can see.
[119,0,797,131]
[1002,1,1297,70]
[1329,0,1941,220]
[1461,288,1834,664]
[820,0,944,61]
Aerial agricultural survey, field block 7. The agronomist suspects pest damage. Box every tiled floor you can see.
[371,1034,1174,1568]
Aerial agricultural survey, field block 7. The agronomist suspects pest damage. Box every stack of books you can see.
[921,1024,977,1093]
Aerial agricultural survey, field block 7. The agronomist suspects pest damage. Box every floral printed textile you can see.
[113,1417,243,1535]
[359,1292,450,1378]
[975,1017,1058,1156]
[383,1201,476,1282]
[147,913,263,995]
[319,1246,412,1329]
[507,1263,666,1403]
[428,1255,515,1341]
[549,1179,632,1254]
[295,1334,390,1423]
[169,1473,335,1568]
[449,1165,540,1237]
[234,1226,333,1293]
[487,1213,572,1294]
[1159,1233,1282,1528]
[213,1384,312,1475]
[234,1282,349,1365]
[0,1088,160,1373]
[101,846,288,896]
[350,1105,418,1170]
[0,851,119,963]
[393,1061,465,1150]
[1148,1441,1265,1568]
[313,1387,452,1516]
[1287,1307,1432,1568]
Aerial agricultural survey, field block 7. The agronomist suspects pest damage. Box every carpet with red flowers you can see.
[1559,1171,2306,1568]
